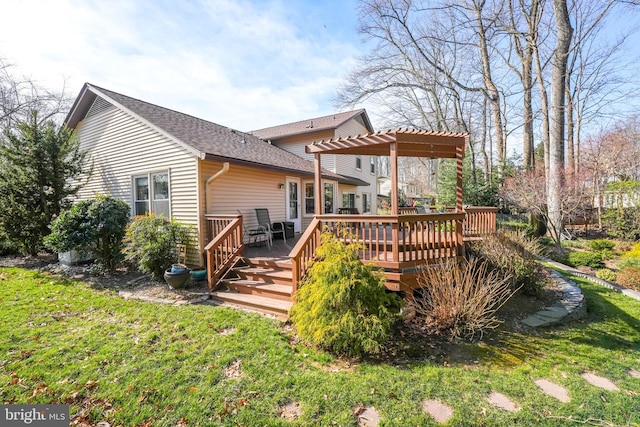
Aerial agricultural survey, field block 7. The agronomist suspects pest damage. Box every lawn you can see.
[1,267,639,426]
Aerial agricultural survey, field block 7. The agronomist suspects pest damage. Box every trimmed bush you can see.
[467,230,545,296]
[411,258,514,340]
[290,229,403,357]
[123,214,193,280]
[565,251,604,269]
[595,268,617,283]
[617,267,640,290]
[45,195,130,269]
[589,239,615,252]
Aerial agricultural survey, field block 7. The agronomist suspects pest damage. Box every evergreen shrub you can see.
[46,195,130,269]
[595,269,617,283]
[566,251,604,269]
[123,214,192,280]
[290,228,403,357]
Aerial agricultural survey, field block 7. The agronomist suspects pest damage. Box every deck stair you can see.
[211,258,293,320]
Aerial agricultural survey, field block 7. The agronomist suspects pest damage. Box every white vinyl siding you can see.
[74,99,200,265]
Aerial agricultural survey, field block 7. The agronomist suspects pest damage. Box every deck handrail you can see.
[288,217,322,295]
[204,215,243,287]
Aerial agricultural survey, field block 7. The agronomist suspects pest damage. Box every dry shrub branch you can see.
[411,258,516,340]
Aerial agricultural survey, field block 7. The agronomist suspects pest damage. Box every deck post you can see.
[456,144,464,212]
[314,153,322,216]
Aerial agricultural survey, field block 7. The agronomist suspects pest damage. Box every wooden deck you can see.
[203,207,497,317]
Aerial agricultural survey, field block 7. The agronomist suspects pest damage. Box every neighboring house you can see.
[65,83,371,265]
[252,110,377,216]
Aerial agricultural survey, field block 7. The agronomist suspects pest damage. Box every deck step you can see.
[223,279,292,301]
[246,257,292,270]
[232,266,292,285]
[210,291,292,320]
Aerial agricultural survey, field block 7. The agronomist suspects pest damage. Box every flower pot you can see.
[191,267,206,282]
[164,268,190,289]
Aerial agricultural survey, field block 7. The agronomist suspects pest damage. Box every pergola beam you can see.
[307,128,468,215]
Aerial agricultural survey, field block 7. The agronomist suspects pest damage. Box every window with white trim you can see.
[304,182,315,215]
[342,192,356,208]
[355,156,362,170]
[362,192,372,213]
[133,171,170,217]
[370,157,375,174]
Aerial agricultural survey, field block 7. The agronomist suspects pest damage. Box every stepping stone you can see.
[535,379,570,403]
[582,372,619,391]
[487,391,520,412]
[422,399,454,424]
[356,406,380,427]
[279,402,301,421]
[629,369,640,379]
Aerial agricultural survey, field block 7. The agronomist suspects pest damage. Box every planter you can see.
[58,250,95,266]
[164,268,190,289]
[191,267,206,282]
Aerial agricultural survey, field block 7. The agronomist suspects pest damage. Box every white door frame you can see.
[285,176,301,232]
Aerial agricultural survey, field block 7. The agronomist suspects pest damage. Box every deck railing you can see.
[463,206,498,237]
[289,217,322,295]
[288,207,497,292]
[204,214,243,287]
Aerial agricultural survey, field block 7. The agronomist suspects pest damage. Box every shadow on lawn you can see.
[561,281,640,351]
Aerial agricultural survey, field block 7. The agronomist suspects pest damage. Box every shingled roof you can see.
[65,84,369,186]
[251,109,373,141]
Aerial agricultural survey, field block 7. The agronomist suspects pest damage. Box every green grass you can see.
[1,267,640,426]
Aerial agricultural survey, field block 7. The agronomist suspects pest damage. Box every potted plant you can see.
[164,265,190,289]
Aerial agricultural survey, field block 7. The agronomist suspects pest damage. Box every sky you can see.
[0,0,374,131]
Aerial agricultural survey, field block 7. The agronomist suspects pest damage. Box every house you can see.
[65,83,372,265]
[66,83,498,319]
[252,110,377,216]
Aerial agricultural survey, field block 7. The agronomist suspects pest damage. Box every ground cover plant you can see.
[1,266,639,426]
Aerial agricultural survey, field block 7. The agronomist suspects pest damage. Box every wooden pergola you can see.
[305,128,468,214]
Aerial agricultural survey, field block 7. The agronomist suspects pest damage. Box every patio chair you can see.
[237,210,271,249]
[255,208,286,244]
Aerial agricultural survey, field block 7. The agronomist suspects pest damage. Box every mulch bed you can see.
[0,253,210,301]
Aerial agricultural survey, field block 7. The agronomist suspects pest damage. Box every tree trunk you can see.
[548,0,573,245]
[566,84,575,177]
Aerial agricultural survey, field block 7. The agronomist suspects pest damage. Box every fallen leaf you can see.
[353,404,366,416]
[189,387,196,392]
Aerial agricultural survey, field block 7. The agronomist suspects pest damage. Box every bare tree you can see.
[499,0,545,169]
[0,58,70,129]
[547,0,572,244]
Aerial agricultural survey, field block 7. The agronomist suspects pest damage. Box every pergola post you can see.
[390,141,399,216]
[390,141,399,262]
[456,145,464,212]
[314,153,322,216]
[456,144,465,257]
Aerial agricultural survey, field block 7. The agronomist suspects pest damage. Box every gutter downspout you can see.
[204,162,230,214]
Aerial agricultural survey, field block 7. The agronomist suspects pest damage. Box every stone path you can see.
[521,269,587,327]
[542,258,640,303]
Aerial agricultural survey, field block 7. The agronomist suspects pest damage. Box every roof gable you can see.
[251,109,374,141]
[64,83,368,186]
